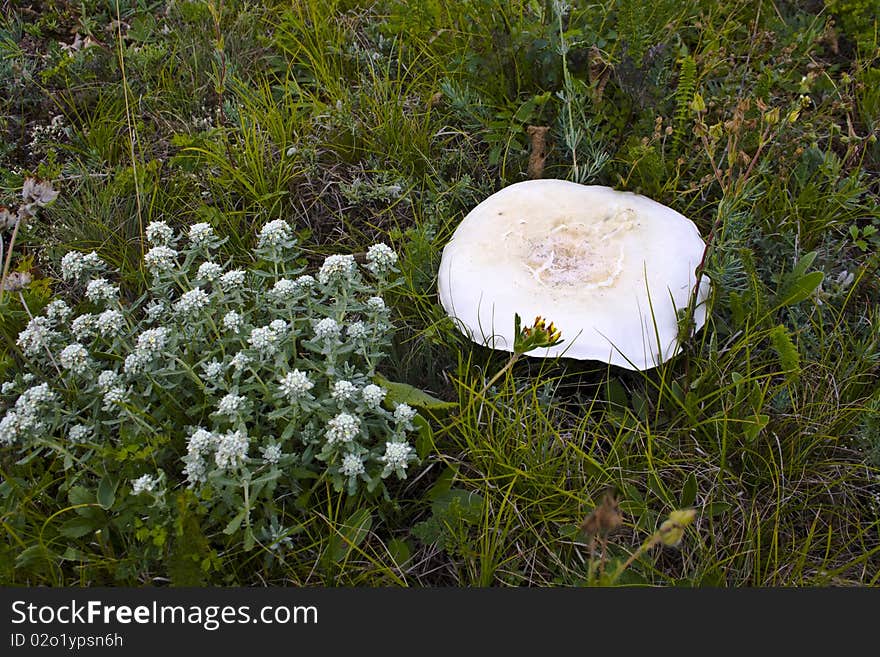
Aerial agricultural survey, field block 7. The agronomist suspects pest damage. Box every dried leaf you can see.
[580,489,623,539]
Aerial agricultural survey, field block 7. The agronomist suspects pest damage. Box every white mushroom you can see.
[437,179,711,371]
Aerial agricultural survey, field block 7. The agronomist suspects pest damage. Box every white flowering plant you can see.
[0,218,420,554]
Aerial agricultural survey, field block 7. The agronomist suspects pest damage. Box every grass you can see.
[1,0,879,586]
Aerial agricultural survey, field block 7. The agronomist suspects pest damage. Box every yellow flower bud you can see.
[658,508,696,547]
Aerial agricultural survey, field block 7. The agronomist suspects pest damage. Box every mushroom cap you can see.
[437,179,710,370]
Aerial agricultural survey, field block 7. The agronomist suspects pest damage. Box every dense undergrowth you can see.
[1,0,878,586]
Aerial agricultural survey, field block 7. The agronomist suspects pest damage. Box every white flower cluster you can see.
[173,288,210,317]
[96,309,125,337]
[361,384,386,409]
[196,261,222,281]
[145,221,174,245]
[0,383,56,444]
[59,343,90,374]
[102,385,128,410]
[216,393,246,418]
[85,278,118,304]
[124,351,149,375]
[17,317,58,357]
[0,414,22,445]
[326,413,360,444]
[278,369,314,401]
[223,311,243,333]
[347,321,368,340]
[380,441,414,475]
[183,427,216,484]
[270,278,297,301]
[394,403,417,426]
[214,429,249,470]
[144,245,177,274]
[69,424,91,442]
[60,252,85,282]
[125,326,170,374]
[188,427,216,454]
[318,254,356,285]
[293,275,315,294]
[202,360,224,382]
[248,324,281,355]
[60,251,102,282]
[261,443,282,464]
[313,317,340,341]
[183,427,250,479]
[331,380,358,402]
[339,453,365,477]
[257,219,293,248]
[137,327,170,354]
[219,269,246,290]
[97,370,119,391]
[45,299,71,322]
[132,474,158,494]
[365,243,398,275]
[71,314,96,341]
[229,352,251,372]
[188,222,215,247]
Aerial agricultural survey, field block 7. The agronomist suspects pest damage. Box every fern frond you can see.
[769,323,801,381]
[672,55,696,153]
[618,0,647,62]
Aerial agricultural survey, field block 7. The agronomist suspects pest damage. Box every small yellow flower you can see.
[763,106,780,125]
[658,508,697,547]
[513,313,564,354]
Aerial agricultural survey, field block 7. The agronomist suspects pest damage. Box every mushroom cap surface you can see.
[437,179,710,370]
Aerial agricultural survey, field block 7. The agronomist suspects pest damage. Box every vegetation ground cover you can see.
[1,0,878,586]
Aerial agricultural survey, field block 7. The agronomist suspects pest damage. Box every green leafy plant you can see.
[413,487,485,557]
[1,218,421,555]
[849,221,879,252]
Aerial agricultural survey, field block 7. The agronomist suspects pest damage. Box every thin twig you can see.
[0,215,22,305]
[115,0,144,255]
[478,353,520,398]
